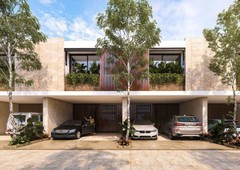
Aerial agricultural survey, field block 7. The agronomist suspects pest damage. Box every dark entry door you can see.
[97,105,118,132]
[135,104,152,120]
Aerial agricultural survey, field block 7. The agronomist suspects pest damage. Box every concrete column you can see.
[43,97,73,134]
[0,102,19,134]
[0,102,9,135]
[122,97,128,122]
[180,97,208,134]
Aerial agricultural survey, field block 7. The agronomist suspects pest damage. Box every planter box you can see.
[150,83,184,91]
[0,87,7,91]
[3,137,50,149]
[65,84,100,91]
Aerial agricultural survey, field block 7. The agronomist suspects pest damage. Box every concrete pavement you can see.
[0,134,240,169]
[0,149,240,169]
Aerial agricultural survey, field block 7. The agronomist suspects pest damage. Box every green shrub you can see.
[210,119,237,144]
[66,73,100,86]
[150,73,184,85]
[119,119,135,138]
[149,61,184,74]
[9,118,45,146]
[89,61,100,74]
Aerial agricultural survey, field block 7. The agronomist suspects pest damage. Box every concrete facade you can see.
[179,97,208,133]
[16,38,65,91]
[185,38,231,91]
[43,97,73,134]
[0,37,239,135]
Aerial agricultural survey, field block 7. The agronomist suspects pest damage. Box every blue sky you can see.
[28,0,235,41]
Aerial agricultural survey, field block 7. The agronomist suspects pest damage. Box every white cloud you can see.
[39,0,56,5]
[149,0,235,40]
[41,14,68,37]
[38,0,235,41]
[67,17,103,41]
[39,14,102,41]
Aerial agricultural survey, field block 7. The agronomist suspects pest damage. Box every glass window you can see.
[13,115,26,125]
[177,116,199,122]
[71,55,100,74]
[32,115,40,122]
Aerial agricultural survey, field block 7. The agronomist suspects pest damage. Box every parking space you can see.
[0,134,239,170]
[0,134,233,150]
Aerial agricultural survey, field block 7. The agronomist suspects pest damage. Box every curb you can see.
[3,137,50,149]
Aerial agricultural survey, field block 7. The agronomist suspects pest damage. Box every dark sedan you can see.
[51,120,95,139]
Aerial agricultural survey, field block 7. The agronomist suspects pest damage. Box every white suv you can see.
[5,112,43,137]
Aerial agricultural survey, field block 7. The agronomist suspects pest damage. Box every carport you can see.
[1,91,240,135]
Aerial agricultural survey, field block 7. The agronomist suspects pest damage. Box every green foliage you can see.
[96,0,160,140]
[203,0,240,131]
[119,119,135,138]
[89,61,100,74]
[0,0,47,90]
[150,61,184,74]
[9,118,45,146]
[203,0,240,86]
[96,0,161,91]
[210,119,226,144]
[210,118,237,144]
[74,63,87,73]
[66,73,100,86]
[150,73,184,85]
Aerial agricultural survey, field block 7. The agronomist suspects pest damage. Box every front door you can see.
[135,104,152,120]
[96,105,118,132]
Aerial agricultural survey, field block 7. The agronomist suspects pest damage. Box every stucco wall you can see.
[43,97,73,134]
[0,102,19,134]
[179,97,208,133]
[185,38,231,91]
[16,38,65,91]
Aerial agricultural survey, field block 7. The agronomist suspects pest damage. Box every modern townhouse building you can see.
[0,37,239,135]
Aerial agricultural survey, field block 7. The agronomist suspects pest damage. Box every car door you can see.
[81,120,91,134]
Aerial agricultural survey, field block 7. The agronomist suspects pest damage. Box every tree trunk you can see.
[125,61,131,140]
[8,43,16,136]
[8,43,14,113]
[232,84,237,132]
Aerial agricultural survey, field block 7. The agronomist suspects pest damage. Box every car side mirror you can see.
[153,123,155,126]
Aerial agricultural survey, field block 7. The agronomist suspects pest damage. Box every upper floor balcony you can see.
[64,41,185,91]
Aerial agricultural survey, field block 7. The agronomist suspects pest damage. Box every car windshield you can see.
[63,120,82,125]
[133,120,153,125]
[177,116,199,122]
[13,115,26,124]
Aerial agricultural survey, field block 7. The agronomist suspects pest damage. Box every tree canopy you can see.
[203,0,240,86]
[96,0,161,140]
[0,0,47,113]
[203,0,240,130]
[0,0,47,89]
[96,0,161,91]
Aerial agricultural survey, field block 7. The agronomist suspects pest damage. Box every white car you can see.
[5,112,43,137]
[132,120,158,140]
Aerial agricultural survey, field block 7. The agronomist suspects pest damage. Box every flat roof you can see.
[64,40,185,49]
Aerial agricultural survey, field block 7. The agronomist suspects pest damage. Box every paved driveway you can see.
[0,134,240,169]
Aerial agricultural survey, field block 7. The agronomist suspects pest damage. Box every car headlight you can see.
[152,129,157,132]
[68,129,76,133]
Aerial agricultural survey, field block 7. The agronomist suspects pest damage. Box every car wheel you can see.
[168,129,175,140]
[76,131,81,139]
